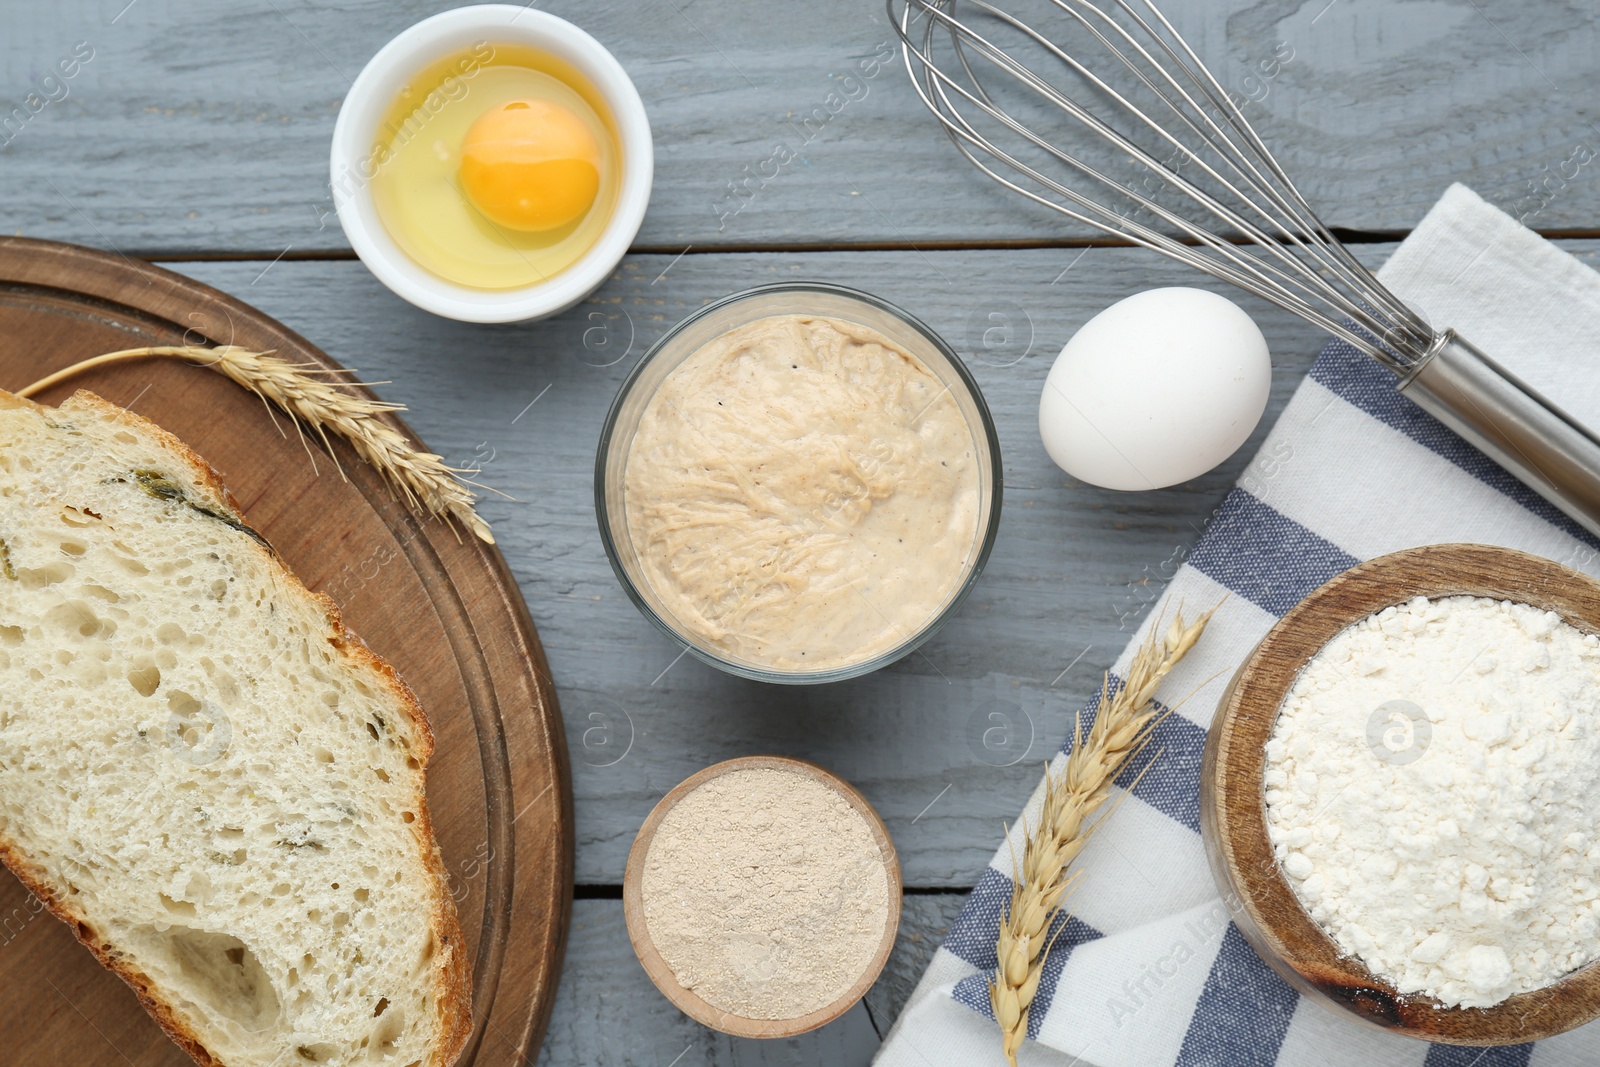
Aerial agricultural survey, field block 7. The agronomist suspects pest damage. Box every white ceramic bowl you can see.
[331,5,653,323]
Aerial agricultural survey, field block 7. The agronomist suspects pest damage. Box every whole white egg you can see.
[1038,287,1271,490]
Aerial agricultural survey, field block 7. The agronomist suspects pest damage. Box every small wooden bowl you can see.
[622,756,902,1038]
[1201,543,1600,1045]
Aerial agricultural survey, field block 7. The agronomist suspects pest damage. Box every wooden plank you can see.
[867,894,968,1031]
[4,0,1599,254]
[533,895,966,1065]
[160,242,1600,890]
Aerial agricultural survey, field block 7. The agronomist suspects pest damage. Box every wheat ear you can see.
[16,345,494,544]
[991,604,1215,1065]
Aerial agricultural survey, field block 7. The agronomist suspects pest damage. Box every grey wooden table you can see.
[5,1,1600,1064]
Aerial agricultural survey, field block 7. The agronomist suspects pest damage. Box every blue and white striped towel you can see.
[876,184,1600,1067]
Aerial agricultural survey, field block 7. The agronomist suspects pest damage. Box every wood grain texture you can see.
[165,242,1600,893]
[162,245,1335,892]
[529,895,967,1067]
[532,894,963,1067]
[107,240,1600,1062]
[0,239,572,1067]
[537,898,891,1067]
[9,1,1600,1061]
[865,893,967,1028]
[621,756,902,1040]
[1201,544,1600,1045]
[4,0,1600,253]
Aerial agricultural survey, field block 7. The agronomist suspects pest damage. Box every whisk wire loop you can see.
[1119,0,1430,335]
[892,0,1437,367]
[935,6,1385,335]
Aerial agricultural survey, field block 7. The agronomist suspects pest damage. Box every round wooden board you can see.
[1201,543,1600,1045]
[0,237,572,1066]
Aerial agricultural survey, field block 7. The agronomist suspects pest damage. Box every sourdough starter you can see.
[623,314,981,672]
[1265,595,1600,1007]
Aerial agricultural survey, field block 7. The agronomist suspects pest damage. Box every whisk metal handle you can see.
[1399,332,1600,541]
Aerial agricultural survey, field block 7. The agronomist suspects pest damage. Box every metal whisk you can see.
[891,0,1600,539]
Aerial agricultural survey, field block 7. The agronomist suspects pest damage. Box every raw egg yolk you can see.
[458,99,601,232]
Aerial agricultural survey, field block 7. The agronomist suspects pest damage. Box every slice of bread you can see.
[0,388,471,1067]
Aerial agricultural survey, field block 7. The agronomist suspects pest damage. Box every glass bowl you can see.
[594,282,1003,684]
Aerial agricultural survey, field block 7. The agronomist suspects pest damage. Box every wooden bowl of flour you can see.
[1201,543,1600,1045]
[622,756,901,1038]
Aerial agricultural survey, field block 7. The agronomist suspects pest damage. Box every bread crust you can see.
[0,388,473,1067]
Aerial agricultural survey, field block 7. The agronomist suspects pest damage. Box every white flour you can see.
[1264,595,1600,1008]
